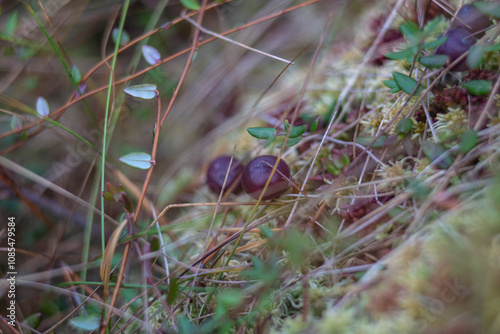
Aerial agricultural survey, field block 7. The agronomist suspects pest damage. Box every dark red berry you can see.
[241,155,291,200]
[435,28,476,71]
[206,156,243,195]
[451,4,492,36]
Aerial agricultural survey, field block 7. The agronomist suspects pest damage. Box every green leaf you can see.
[422,17,441,36]
[396,118,413,135]
[265,133,276,147]
[467,45,485,70]
[474,1,500,19]
[422,141,453,168]
[178,315,198,334]
[463,80,491,95]
[355,136,387,149]
[167,277,179,305]
[459,129,477,154]
[36,97,49,117]
[124,84,157,99]
[284,119,290,132]
[119,152,152,170]
[421,36,447,50]
[10,116,21,131]
[419,55,449,68]
[180,0,200,10]
[112,28,130,46]
[285,136,302,147]
[400,21,422,45]
[383,79,398,89]
[485,44,500,52]
[69,315,100,331]
[259,225,275,239]
[4,11,18,37]
[385,49,413,60]
[70,65,81,83]
[391,86,402,93]
[393,72,422,95]
[23,312,42,329]
[288,125,306,138]
[310,117,319,133]
[247,127,275,139]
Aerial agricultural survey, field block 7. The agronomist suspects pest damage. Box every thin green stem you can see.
[101,0,131,256]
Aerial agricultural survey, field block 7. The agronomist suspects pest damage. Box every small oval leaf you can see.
[5,11,19,37]
[393,72,422,95]
[180,0,200,10]
[288,125,306,138]
[421,36,447,50]
[69,315,100,331]
[124,84,157,99]
[396,118,413,135]
[422,141,453,168]
[36,97,49,117]
[355,136,387,149]
[383,79,397,89]
[419,55,449,68]
[70,65,81,83]
[112,28,130,46]
[385,50,413,60]
[247,127,275,139]
[119,152,152,169]
[463,80,491,96]
[459,129,477,154]
[310,117,319,133]
[10,116,21,131]
[467,45,485,70]
[285,136,302,147]
[142,45,161,65]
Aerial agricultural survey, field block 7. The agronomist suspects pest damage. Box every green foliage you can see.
[355,136,387,148]
[463,80,491,95]
[112,28,130,46]
[69,315,100,331]
[422,141,453,168]
[167,277,179,305]
[180,0,201,10]
[70,65,81,84]
[419,54,449,68]
[4,11,18,37]
[392,72,422,95]
[383,79,401,93]
[459,129,478,154]
[247,120,307,147]
[247,127,275,139]
[474,1,500,19]
[396,118,413,135]
[22,313,42,330]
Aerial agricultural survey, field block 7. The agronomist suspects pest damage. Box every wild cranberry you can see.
[451,4,492,36]
[206,156,243,195]
[241,155,291,200]
[435,28,476,71]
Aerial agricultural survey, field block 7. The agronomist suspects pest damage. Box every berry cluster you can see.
[206,155,291,200]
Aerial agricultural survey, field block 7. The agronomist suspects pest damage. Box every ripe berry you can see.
[206,156,243,195]
[451,4,492,36]
[435,28,476,71]
[241,155,291,200]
